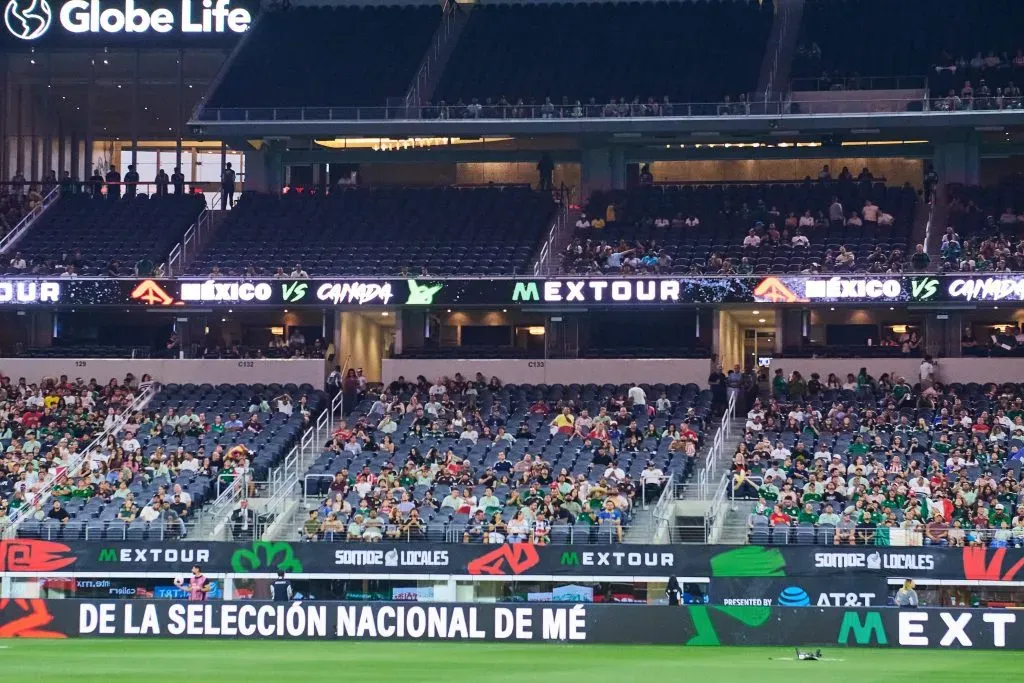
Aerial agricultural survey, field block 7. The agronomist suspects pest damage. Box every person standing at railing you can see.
[172,166,186,196]
[124,165,140,199]
[221,162,237,210]
[106,166,122,200]
[89,168,105,199]
[155,169,170,197]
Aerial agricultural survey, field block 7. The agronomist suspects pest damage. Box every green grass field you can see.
[1,640,1021,682]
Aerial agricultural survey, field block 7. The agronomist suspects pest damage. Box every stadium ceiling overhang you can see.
[189,110,1024,142]
[0,274,1023,309]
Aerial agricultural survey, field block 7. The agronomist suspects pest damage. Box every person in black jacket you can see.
[270,571,293,601]
[666,576,682,606]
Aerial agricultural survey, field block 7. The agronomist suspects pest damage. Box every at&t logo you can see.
[4,0,52,40]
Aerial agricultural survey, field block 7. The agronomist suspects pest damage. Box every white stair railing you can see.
[0,185,60,255]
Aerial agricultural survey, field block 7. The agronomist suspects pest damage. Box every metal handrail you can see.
[0,185,60,255]
[193,94,948,124]
[3,380,159,538]
[697,391,737,498]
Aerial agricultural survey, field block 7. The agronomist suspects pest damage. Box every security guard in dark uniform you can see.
[270,571,293,602]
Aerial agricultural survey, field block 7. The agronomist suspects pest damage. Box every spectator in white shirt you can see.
[770,441,791,461]
[603,461,626,482]
[742,230,761,248]
[910,477,931,496]
[745,416,764,432]
[276,395,293,416]
[792,231,809,248]
[656,393,672,414]
[798,210,815,228]
[139,502,161,522]
[122,435,140,454]
[459,427,479,444]
[9,252,26,270]
[684,215,700,228]
[290,264,309,278]
[627,384,647,414]
[575,214,591,229]
[814,443,832,461]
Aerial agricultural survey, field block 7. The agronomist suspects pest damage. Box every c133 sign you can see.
[3,0,250,41]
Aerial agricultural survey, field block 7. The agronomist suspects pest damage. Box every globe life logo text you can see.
[6,0,251,39]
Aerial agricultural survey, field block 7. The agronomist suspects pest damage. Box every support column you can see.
[176,49,184,174]
[70,131,79,181]
[42,53,53,180]
[933,140,980,186]
[14,84,24,178]
[84,56,96,178]
[131,49,139,169]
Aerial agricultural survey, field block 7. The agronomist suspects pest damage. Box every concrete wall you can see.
[790,89,929,115]
[763,358,1024,385]
[0,359,326,386]
[338,312,389,382]
[649,157,924,189]
[382,358,712,386]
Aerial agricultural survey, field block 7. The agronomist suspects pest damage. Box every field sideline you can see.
[1,640,1020,682]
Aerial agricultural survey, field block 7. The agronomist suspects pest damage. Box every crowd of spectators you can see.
[0,374,145,530]
[931,50,1024,111]
[729,363,1024,546]
[564,168,921,275]
[300,374,709,544]
[10,382,317,538]
[419,94,753,120]
[940,180,1024,273]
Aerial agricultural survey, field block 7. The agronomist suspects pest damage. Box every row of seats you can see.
[190,187,555,277]
[4,194,205,276]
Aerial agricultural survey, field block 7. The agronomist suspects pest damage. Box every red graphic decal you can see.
[0,540,77,573]
[467,543,541,576]
[0,599,66,639]
[963,547,1024,581]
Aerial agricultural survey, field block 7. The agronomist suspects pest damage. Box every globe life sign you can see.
[4,0,251,40]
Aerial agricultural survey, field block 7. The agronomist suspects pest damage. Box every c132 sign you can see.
[4,0,251,41]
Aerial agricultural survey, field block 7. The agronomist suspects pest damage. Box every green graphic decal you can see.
[911,277,939,302]
[230,541,304,573]
[281,281,308,304]
[405,280,443,305]
[512,282,540,302]
[559,552,580,566]
[98,548,118,562]
[709,546,787,577]
[713,605,773,627]
[837,611,888,645]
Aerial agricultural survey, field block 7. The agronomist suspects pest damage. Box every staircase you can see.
[716,501,757,545]
[404,1,474,111]
[0,185,60,256]
[682,416,745,501]
[755,0,805,101]
[531,188,573,276]
[190,391,344,540]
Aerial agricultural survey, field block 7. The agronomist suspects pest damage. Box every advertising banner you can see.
[3,274,1024,309]
[711,577,888,608]
[4,540,1024,582]
[0,0,259,48]
[0,600,1021,649]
